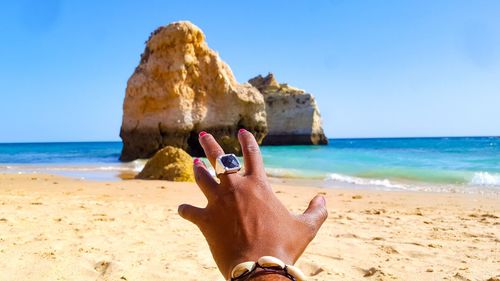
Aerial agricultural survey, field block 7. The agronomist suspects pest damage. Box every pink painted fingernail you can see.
[238,128,247,134]
[194,158,200,164]
[199,131,207,137]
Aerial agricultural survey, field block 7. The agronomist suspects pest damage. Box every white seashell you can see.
[231,261,256,278]
[286,265,307,281]
[257,256,285,269]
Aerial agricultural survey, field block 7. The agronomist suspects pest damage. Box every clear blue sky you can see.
[1,0,499,142]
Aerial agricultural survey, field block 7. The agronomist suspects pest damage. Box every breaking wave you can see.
[470,172,500,186]
[324,173,406,189]
[0,160,147,181]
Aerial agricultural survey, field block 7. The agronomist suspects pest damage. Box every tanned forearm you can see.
[249,274,290,281]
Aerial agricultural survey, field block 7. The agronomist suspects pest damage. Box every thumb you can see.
[178,204,205,226]
[301,195,328,232]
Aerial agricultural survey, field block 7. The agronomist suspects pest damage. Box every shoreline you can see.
[0,173,498,280]
[1,137,499,194]
[2,163,500,197]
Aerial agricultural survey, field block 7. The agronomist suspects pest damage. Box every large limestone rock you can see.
[136,146,194,181]
[120,21,267,161]
[248,73,328,145]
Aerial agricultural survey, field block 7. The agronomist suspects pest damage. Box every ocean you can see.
[0,137,499,194]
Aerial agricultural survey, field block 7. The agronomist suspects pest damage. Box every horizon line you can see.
[0,135,498,145]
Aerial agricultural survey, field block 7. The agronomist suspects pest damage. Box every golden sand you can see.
[0,174,498,281]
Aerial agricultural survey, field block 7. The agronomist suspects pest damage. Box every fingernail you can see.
[238,128,246,134]
[194,158,200,164]
[318,195,326,205]
[199,131,207,137]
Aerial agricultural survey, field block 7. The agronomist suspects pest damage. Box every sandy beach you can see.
[0,174,498,281]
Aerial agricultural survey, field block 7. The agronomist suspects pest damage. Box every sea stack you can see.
[119,21,267,161]
[249,73,328,145]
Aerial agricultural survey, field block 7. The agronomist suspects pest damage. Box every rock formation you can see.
[248,73,328,145]
[136,146,194,181]
[120,21,267,161]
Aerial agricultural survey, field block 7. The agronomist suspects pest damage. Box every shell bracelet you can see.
[230,256,307,281]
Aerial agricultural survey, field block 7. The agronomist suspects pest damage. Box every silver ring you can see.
[215,154,241,176]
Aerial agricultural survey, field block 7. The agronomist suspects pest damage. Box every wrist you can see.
[228,246,295,276]
[229,256,306,281]
[249,274,290,281]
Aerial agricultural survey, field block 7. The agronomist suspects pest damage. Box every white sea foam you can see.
[266,168,303,178]
[19,166,130,172]
[325,173,406,189]
[470,172,500,186]
[132,159,147,172]
[0,164,139,181]
[265,168,408,190]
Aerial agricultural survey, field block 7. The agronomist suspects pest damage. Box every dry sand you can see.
[0,173,498,281]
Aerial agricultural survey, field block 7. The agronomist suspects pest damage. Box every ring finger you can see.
[198,131,239,183]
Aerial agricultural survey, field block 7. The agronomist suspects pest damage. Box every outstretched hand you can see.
[178,129,328,279]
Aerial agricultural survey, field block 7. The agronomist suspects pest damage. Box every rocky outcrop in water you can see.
[136,146,194,181]
[248,73,327,145]
[119,21,267,161]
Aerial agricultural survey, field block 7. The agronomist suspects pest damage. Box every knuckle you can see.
[193,166,204,179]
[245,143,260,154]
[320,207,329,221]
[303,219,319,237]
[220,174,239,189]
[250,177,268,188]
[194,164,205,173]
[205,149,224,161]
[194,170,202,182]
[207,149,223,157]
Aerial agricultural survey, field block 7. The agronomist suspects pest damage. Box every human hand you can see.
[178,129,328,279]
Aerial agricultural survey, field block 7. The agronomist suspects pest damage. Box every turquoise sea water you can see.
[0,137,499,193]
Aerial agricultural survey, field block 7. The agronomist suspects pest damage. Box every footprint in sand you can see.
[364,209,386,215]
[379,245,399,254]
[453,272,472,281]
[94,260,112,276]
[357,266,385,278]
[297,261,326,277]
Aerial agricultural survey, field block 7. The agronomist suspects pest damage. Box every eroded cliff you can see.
[249,73,327,145]
[120,21,267,161]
